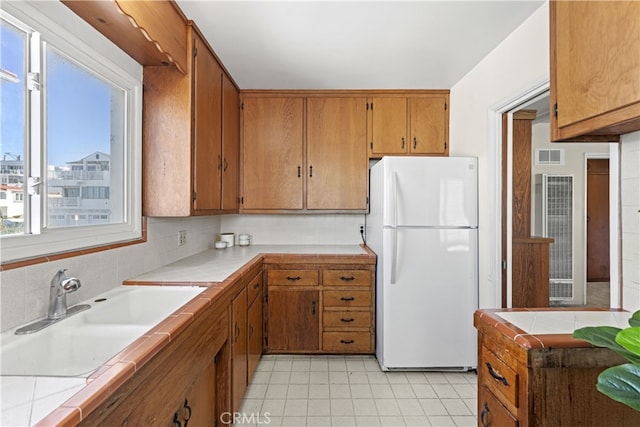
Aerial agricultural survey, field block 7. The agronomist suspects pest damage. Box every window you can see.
[0,2,142,262]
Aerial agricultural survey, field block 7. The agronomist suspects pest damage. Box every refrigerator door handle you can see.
[390,227,398,284]
[390,171,398,228]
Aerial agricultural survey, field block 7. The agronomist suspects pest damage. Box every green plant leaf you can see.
[629,310,640,327]
[617,327,640,357]
[573,326,640,364]
[597,364,640,412]
[573,326,622,348]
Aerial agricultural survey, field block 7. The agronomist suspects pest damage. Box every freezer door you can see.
[377,227,478,369]
[383,157,478,227]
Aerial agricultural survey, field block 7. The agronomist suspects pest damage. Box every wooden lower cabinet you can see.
[265,262,375,354]
[476,309,640,426]
[267,288,320,351]
[231,286,248,412]
[247,276,263,381]
[78,306,230,426]
[231,269,263,412]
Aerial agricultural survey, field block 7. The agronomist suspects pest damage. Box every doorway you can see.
[586,157,610,307]
[496,86,620,309]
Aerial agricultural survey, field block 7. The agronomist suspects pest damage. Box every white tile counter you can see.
[127,244,369,283]
[1,244,369,426]
[496,310,632,335]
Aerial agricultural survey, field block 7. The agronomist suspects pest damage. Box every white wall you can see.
[0,216,221,332]
[621,131,640,312]
[531,121,611,304]
[449,3,549,308]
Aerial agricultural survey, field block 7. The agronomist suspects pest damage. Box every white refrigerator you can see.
[367,156,478,371]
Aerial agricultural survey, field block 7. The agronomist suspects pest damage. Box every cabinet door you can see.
[551,1,640,139]
[267,288,319,351]
[231,287,248,412]
[370,97,408,156]
[306,97,368,210]
[247,292,263,382]
[478,386,518,427]
[221,75,240,210]
[180,361,216,427]
[242,97,304,210]
[193,34,223,211]
[409,97,448,154]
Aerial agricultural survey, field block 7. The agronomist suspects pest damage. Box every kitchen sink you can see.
[0,285,204,377]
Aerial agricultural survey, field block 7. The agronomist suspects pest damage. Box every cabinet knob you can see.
[413,137,417,149]
[312,300,316,315]
[340,296,355,301]
[401,137,405,149]
[340,339,355,344]
[286,276,301,281]
[182,399,192,426]
[341,318,355,323]
[340,276,355,281]
[297,166,301,178]
[173,413,182,427]
[309,165,313,178]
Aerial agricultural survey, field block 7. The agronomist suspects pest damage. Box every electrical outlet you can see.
[179,230,187,246]
[359,224,365,233]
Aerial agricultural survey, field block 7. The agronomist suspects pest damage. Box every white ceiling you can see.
[176,0,544,90]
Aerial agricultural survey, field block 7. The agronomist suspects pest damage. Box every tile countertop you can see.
[474,308,632,350]
[2,245,372,427]
[125,244,372,284]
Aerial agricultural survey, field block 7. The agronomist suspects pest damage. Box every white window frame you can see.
[1,1,143,263]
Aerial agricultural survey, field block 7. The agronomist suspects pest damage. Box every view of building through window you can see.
[0,13,126,236]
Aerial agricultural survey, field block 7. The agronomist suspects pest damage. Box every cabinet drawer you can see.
[247,272,263,304]
[324,290,371,308]
[268,269,318,286]
[323,311,371,329]
[479,385,518,427]
[323,270,370,287]
[323,332,372,353]
[481,346,519,408]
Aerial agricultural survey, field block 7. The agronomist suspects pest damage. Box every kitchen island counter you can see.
[475,308,640,426]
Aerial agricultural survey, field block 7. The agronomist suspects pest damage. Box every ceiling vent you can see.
[535,148,564,165]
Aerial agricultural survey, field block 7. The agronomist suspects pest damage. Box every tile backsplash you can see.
[220,214,365,245]
[0,216,221,332]
[0,214,364,332]
[621,131,640,312]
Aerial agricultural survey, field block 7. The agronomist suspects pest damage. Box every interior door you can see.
[586,158,610,282]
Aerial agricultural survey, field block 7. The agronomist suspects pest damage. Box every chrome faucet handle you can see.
[61,277,81,292]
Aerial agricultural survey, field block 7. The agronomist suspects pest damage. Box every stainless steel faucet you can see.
[48,269,82,320]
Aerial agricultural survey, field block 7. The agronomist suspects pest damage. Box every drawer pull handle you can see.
[340,297,355,301]
[340,276,355,281]
[340,339,355,344]
[341,318,355,323]
[286,276,301,281]
[486,362,509,386]
[480,402,490,427]
[253,282,260,289]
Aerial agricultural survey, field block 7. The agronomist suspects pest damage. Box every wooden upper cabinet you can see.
[369,93,449,157]
[222,75,240,211]
[550,0,640,141]
[409,97,448,155]
[241,97,304,210]
[143,24,239,216]
[193,34,223,212]
[63,0,188,73]
[306,98,368,210]
[370,97,408,155]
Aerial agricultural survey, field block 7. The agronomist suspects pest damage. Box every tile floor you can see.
[238,355,478,427]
